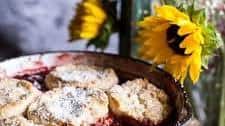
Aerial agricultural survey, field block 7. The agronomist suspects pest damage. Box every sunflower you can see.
[137,5,204,83]
[69,0,107,41]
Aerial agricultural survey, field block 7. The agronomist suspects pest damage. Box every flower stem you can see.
[219,45,225,126]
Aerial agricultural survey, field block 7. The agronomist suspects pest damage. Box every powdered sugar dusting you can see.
[46,87,88,120]
[0,118,21,126]
[0,80,29,106]
[53,65,106,83]
[29,87,109,125]
[56,70,104,82]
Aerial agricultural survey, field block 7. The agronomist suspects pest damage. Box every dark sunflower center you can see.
[166,25,188,55]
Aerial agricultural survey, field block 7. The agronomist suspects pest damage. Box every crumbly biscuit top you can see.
[0,117,21,126]
[0,116,42,126]
[28,87,109,125]
[108,79,171,125]
[52,64,112,83]
[0,79,33,106]
[0,65,171,125]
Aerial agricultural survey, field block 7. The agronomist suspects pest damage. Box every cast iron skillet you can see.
[0,51,192,126]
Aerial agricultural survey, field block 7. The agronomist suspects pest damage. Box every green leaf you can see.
[191,9,206,25]
[186,2,194,15]
[202,24,222,55]
[160,0,177,6]
[201,55,209,69]
[201,23,223,68]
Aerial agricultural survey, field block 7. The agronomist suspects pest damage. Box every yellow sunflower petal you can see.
[156,5,190,23]
[180,63,188,84]
[180,34,201,54]
[152,23,170,32]
[138,28,173,64]
[82,15,103,24]
[80,31,98,39]
[166,54,191,79]
[81,28,99,36]
[83,2,106,20]
[81,22,100,31]
[189,48,202,83]
[178,23,198,36]
[194,30,204,44]
[80,23,100,37]
[85,0,100,5]
[138,16,168,28]
[165,63,181,81]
